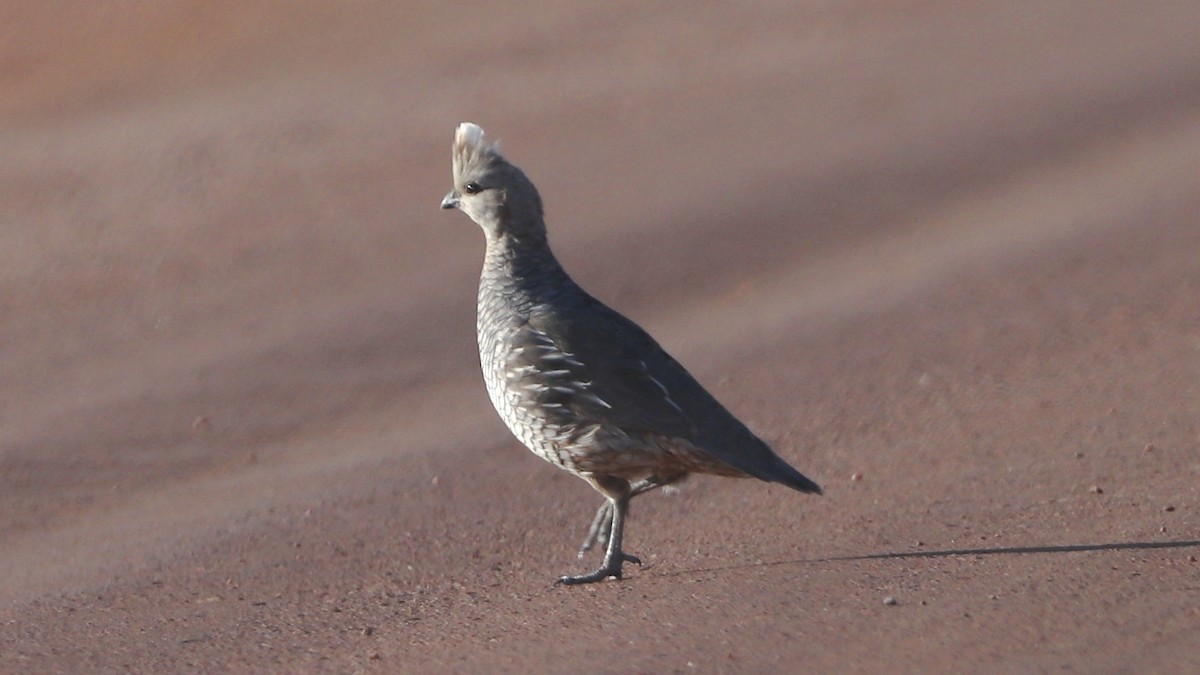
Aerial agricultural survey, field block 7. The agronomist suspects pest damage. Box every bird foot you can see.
[556,552,641,585]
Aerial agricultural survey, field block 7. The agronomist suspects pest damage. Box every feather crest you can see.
[453,122,500,182]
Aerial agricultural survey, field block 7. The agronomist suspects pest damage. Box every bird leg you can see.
[558,490,639,585]
[578,500,614,559]
[577,476,675,557]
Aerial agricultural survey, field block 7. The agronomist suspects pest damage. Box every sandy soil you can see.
[3,1,1199,672]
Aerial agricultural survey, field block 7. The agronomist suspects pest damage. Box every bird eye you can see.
[463,182,482,195]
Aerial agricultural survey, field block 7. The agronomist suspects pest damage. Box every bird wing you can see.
[511,299,699,440]
[508,295,821,494]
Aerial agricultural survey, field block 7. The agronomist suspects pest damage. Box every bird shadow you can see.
[655,539,1200,579]
[825,538,1200,562]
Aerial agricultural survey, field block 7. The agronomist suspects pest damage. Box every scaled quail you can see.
[440,123,822,584]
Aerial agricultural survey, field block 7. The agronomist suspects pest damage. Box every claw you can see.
[557,568,620,585]
[557,552,640,585]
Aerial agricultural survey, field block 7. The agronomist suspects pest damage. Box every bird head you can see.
[440,122,544,240]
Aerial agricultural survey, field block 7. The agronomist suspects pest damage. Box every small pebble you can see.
[1088,485,1103,494]
[1144,443,1155,453]
[1163,505,1175,512]
[850,472,863,482]
[883,596,897,606]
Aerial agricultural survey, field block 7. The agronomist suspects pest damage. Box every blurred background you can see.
[3,1,1199,671]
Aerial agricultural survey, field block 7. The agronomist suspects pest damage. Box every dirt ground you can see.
[2,2,1199,672]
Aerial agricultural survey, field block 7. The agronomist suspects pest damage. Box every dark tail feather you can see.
[769,457,823,495]
[705,434,823,495]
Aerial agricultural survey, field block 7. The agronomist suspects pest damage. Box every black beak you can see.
[440,191,459,210]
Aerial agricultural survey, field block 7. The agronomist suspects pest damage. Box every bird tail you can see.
[769,457,823,495]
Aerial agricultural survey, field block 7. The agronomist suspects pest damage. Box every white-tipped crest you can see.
[453,122,499,182]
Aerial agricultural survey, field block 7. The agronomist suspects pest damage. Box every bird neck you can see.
[482,227,574,299]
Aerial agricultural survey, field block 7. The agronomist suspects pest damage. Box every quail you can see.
[440,123,822,584]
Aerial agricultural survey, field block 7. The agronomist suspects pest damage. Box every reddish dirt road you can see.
[2,2,1199,672]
